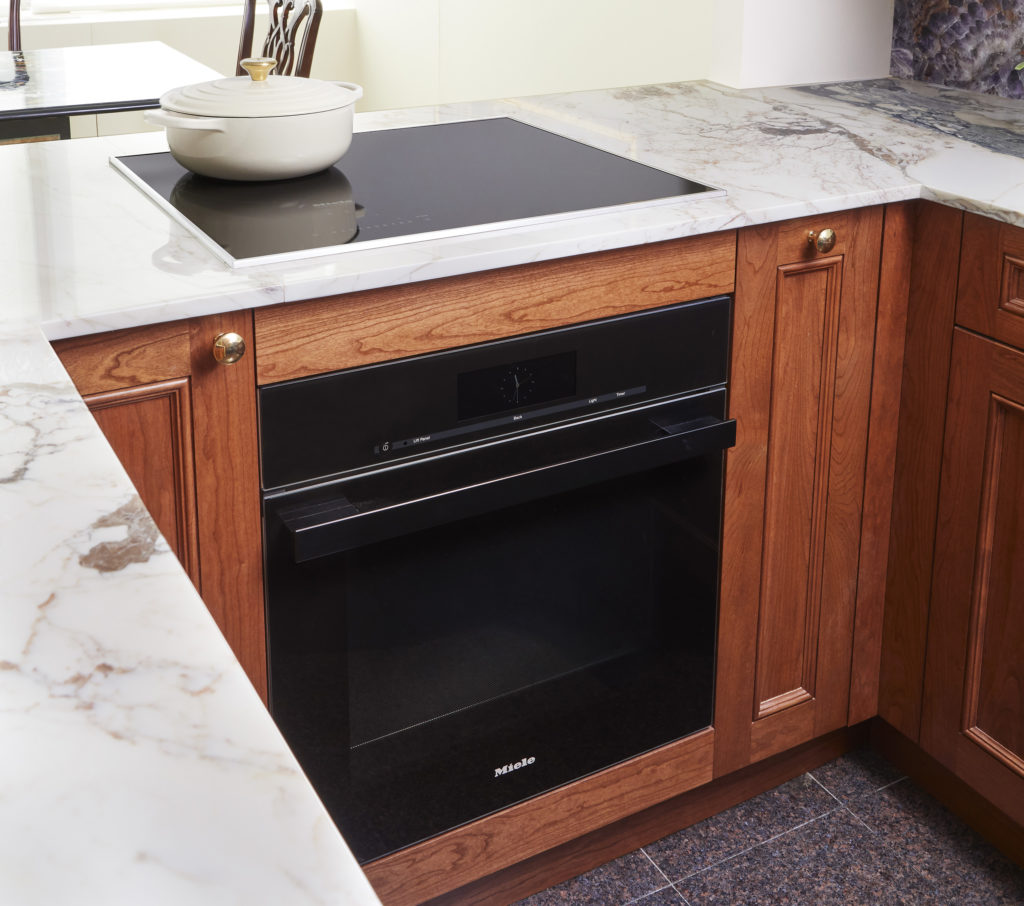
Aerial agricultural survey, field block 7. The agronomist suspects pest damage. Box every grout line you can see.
[612,850,681,906]
[876,776,907,792]
[843,802,874,831]
[807,770,844,806]
[640,846,675,887]
[667,810,838,885]
[671,882,696,906]
[620,880,684,906]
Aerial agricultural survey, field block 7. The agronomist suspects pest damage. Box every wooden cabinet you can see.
[919,328,1024,827]
[878,202,964,739]
[904,212,1024,828]
[51,214,917,902]
[716,205,903,775]
[878,207,1024,852]
[52,313,266,700]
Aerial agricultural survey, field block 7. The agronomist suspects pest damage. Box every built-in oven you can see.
[259,297,735,863]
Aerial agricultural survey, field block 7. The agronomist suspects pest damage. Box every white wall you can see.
[710,0,895,89]
[355,0,715,111]
[4,0,895,124]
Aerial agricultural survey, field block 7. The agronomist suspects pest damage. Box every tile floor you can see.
[513,748,1024,905]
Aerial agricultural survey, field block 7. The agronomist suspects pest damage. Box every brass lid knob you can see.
[808,228,837,254]
[240,57,277,82]
[213,332,246,365]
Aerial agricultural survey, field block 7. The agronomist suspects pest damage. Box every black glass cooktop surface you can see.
[113,117,723,267]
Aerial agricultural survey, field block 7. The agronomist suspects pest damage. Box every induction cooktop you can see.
[112,117,724,268]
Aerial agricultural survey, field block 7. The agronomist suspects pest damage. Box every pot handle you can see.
[144,109,228,133]
[332,81,364,102]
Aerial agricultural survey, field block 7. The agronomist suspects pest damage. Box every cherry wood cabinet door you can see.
[920,328,1024,827]
[956,213,1024,351]
[53,314,267,700]
[84,378,201,584]
[716,206,886,775]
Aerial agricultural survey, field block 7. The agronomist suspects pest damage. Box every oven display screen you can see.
[457,351,576,420]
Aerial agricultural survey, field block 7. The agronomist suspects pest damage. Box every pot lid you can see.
[160,57,361,118]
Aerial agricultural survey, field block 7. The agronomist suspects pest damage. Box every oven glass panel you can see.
[266,453,720,863]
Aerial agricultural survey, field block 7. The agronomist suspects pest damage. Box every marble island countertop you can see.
[1,76,1021,905]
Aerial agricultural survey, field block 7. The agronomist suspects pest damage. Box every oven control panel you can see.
[259,295,731,490]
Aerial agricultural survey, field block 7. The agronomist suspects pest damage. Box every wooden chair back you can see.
[8,0,22,51]
[236,0,322,79]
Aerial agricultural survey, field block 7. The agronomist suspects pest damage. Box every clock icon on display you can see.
[499,365,536,407]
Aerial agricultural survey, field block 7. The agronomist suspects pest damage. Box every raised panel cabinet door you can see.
[53,315,267,701]
[956,213,1024,351]
[717,206,884,775]
[920,328,1024,827]
[84,379,201,586]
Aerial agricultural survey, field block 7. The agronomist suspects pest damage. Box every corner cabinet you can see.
[52,313,266,700]
[917,214,1024,827]
[716,205,906,775]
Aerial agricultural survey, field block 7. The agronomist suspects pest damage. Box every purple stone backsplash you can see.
[891,0,1024,99]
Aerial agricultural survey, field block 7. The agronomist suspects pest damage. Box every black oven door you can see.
[263,389,733,863]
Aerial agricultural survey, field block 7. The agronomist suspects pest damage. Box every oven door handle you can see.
[277,414,736,563]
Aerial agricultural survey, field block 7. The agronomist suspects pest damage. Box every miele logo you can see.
[494,757,536,778]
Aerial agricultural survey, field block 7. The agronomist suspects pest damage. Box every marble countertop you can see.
[0,43,221,118]
[1,76,1020,905]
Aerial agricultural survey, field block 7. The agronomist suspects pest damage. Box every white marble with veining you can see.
[0,330,382,905]
[0,76,1020,904]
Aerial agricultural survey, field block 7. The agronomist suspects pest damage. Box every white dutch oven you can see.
[145,57,363,181]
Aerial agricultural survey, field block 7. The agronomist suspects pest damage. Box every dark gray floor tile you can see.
[631,885,688,905]
[808,746,905,804]
[852,779,1024,906]
[511,850,667,906]
[674,808,939,906]
[643,773,839,881]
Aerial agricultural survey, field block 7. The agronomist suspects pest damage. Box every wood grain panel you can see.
[52,320,191,395]
[754,258,841,717]
[920,328,1024,827]
[84,378,200,586]
[716,207,882,775]
[715,220,778,777]
[879,202,963,738]
[425,726,863,906]
[254,233,736,384]
[750,698,815,764]
[811,206,882,737]
[363,729,714,906]
[955,390,1024,774]
[956,212,1024,350]
[848,202,913,725]
[1001,255,1024,317]
[963,394,1024,774]
[188,312,267,699]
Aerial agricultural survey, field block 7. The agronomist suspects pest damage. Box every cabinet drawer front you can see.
[253,233,736,385]
[956,213,1024,350]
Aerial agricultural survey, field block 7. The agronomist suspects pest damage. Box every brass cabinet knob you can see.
[807,228,837,254]
[212,332,246,365]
